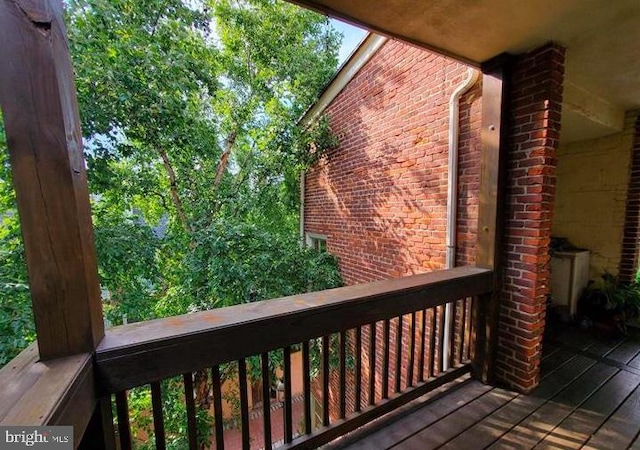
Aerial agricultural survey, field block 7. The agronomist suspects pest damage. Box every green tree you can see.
[65,1,343,448]
[1,1,343,447]
[68,0,342,315]
[0,121,35,366]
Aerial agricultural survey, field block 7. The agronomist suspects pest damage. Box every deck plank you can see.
[630,351,640,369]
[583,336,626,358]
[553,329,597,351]
[394,388,516,449]
[606,336,640,364]
[342,381,491,450]
[534,369,640,449]
[539,348,575,376]
[334,329,640,450]
[583,383,640,450]
[438,354,597,450]
[488,362,618,449]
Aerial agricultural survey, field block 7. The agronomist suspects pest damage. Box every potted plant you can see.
[576,271,640,336]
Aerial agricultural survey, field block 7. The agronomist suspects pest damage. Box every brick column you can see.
[496,43,565,392]
[619,114,640,284]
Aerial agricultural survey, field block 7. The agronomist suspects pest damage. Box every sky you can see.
[330,19,368,65]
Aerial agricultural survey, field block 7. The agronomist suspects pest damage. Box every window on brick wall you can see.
[306,232,328,252]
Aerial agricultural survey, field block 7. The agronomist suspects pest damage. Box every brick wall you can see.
[304,38,567,394]
[304,39,482,418]
[497,43,565,392]
[304,39,482,284]
[619,114,640,283]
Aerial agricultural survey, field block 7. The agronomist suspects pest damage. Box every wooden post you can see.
[0,0,104,359]
[473,55,511,383]
[78,398,117,450]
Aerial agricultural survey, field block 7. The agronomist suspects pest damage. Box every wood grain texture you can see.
[150,382,166,450]
[368,324,377,405]
[584,383,640,450]
[476,55,510,269]
[261,353,273,450]
[115,391,132,450]
[97,267,492,392]
[399,388,516,450]
[339,332,347,419]
[281,365,471,450]
[382,319,391,397]
[211,366,225,450]
[473,55,511,385]
[302,342,312,434]
[343,380,492,450]
[0,0,104,359]
[490,363,618,449]
[336,332,640,450]
[535,370,640,449]
[183,374,198,450]
[439,354,597,450]
[78,397,116,450]
[283,347,294,442]
[0,344,97,444]
[322,335,330,426]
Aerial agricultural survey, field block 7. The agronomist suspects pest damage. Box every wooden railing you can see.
[95,266,492,449]
[0,266,492,449]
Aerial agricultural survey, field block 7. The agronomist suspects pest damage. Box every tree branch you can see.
[213,130,238,189]
[158,148,192,233]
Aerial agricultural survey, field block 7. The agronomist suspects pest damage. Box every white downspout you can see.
[443,68,480,371]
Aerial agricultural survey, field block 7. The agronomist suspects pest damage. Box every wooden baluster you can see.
[408,312,416,386]
[283,347,293,443]
[183,374,198,450]
[382,319,390,399]
[261,353,272,450]
[458,299,467,365]
[429,308,437,378]
[322,335,330,427]
[211,366,225,450]
[449,301,458,369]
[355,327,362,412]
[464,297,472,361]
[150,382,166,450]
[418,310,427,383]
[368,323,377,405]
[80,397,116,450]
[302,341,312,434]
[339,331,347,419]
[115,391,132,450]
[395,316,403,393]
[237,359,250,449]
[438,305,446,374]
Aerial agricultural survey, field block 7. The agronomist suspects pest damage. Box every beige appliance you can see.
[550,250,590,318]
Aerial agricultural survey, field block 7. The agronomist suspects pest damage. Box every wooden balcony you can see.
[0,266,495,449]
[332,328,640,450]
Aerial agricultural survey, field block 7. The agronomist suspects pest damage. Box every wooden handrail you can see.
[96,266,493,393]
[0,344,97,446]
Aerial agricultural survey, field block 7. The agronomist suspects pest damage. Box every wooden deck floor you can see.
[333,328,640,450]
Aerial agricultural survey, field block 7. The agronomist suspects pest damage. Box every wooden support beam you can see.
[473,55,511,383]
[0,0,104,359]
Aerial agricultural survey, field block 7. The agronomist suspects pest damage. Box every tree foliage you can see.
[0,121,35,366]
[2,1,343,446]
[65,0,343,322]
